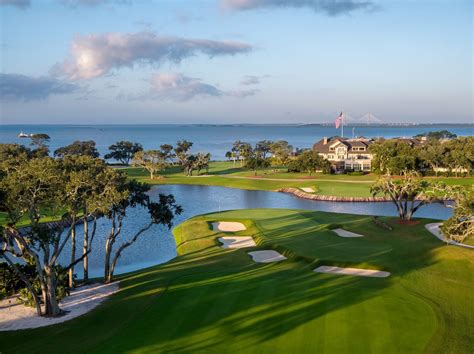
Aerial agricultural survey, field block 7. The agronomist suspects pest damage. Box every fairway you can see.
[0,209,472,353]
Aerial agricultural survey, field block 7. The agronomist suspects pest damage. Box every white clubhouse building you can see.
[313,137,374,172]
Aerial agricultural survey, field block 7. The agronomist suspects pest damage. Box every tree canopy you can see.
[104,141,143,165]
[54,140,100,158]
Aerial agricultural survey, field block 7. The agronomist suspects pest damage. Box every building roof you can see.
[313,137,373,153]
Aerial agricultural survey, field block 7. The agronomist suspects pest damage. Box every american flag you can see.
[335,111,343,129]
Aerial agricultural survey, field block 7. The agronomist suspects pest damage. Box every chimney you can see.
[323,137,328,145]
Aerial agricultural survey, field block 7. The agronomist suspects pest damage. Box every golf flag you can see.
[335,111,343,129]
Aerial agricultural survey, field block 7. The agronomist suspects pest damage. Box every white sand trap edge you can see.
[218,236,256,249]
[0,281,120,331]
[212,221,247,232]
[425,223,474,249]
[248,250,287,263]
[314,266,390,278]
[300,187,315,193]
[333,228,364,238]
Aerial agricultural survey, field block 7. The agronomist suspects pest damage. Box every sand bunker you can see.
[425,223,474,249]
[314,266,390,278]
[0,282,120,331]
[248,250,287,263]
[300,187,315,193]
[332,228,364,238]
[218,236,256,249]
[212,222,247,232]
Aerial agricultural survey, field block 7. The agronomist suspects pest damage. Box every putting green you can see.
[0,209,472,354]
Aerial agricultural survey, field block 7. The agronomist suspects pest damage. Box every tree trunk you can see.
[107,223,153,283]
[104,236,113,283]
[150,170,154,180]
[3,254,42,316]
[68,223,76,288]
[82,216,89,282]
[44,265,61,317]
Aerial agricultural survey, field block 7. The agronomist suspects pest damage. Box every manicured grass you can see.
[123,161,473,197]
[1,209,472,353]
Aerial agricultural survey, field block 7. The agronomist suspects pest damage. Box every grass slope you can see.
[1,209,472,353]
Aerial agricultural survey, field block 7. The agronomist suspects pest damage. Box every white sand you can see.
[425,223,474,249]
[0,282,120,331]
[300,187,315,193]
[332,228,364,238]
[314,266,390,278]
[218,236,256,249]
[248,250,287,263]
[212,221,247,232]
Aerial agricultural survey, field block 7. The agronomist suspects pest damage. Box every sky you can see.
[0,0,472,124]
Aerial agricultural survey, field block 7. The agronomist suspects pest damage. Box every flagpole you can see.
[341,110,344,137]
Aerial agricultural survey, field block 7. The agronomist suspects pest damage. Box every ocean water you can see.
[1,124,472,160]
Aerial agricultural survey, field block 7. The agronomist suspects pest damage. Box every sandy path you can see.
[218,236,256,249]
[314,266,390,278]
[0,282,120,331]
[332,228,364,238]
[300,187,315,193]
[212,222,247,232]
[248,250,287,263]
[425,223,474,249]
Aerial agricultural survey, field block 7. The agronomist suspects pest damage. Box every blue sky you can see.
[0,0,472,124]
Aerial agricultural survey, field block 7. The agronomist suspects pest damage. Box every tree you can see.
[60,156,119,283]
[194,152,211,175]
[255,140,273,159]
[0,158,82,316]
[295,150,331,175]
[443,137,474,176]
[132,150,170,179]
[415,130,457,140]
[30,133,50,148]
[175,140,193,167]
[159,144,175,162]
[370,171,438,221]
[436,186,473,243]
[103,181,182,283]
[417,139,446,176]
[0,144,31,161]
[244,146,271,176]
[104,141,143,165]
[54,140,100,158]
[270,140,293,166]
[232,141,252,167]
[370,140,419,174]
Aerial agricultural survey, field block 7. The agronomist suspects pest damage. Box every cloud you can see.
[240,74,269,85]
[142,73,223,101]
[227,88,260,97]
[59,0,128,6]
[0,73,79,101]
[127,73,259,101]
[221,0,376,16]
[0,0,30,8]
[51,32,253,80]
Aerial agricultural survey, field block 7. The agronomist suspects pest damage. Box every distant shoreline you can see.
[1,123,473,127]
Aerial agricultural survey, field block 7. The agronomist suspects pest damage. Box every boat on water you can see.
[17,131,32,138]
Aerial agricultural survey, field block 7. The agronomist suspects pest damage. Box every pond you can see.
[59,185,452,279]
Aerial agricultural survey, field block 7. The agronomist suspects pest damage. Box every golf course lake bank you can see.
[58,184,453,279]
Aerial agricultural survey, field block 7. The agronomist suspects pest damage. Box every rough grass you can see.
[1,209,472,353]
